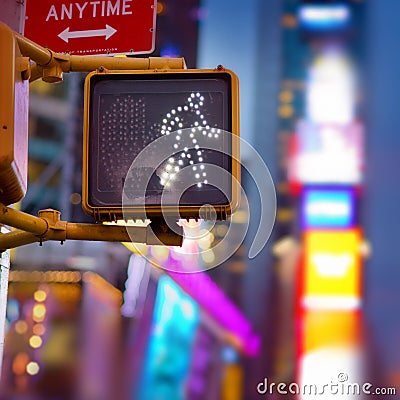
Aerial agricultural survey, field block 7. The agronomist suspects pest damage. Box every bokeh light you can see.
[29,335,43,349]
[26,361,40,376]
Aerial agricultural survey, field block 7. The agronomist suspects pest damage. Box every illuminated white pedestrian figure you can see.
[158,92,221,189]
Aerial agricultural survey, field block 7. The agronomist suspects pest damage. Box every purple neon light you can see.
[167,257,260,356]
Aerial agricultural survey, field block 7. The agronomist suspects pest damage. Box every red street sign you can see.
[24,0,156,56]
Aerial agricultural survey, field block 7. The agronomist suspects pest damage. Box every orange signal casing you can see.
[0,23,29,206]
[82,68,240,222]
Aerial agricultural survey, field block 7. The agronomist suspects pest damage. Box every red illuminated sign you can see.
[24,0,156,56]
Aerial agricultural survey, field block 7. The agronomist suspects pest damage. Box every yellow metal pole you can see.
[14,28,186,83]
[0,229,40,252]
[65,222,182,246]
[0,222,183,251]
[0,203,48,235]
[68,55,186,72]
[14,30,52,65]
[0,203,183,251]
[66,223,146,243]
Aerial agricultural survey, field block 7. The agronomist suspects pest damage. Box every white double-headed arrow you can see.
[58,25,117,43]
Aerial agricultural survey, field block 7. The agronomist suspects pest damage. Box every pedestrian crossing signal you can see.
[0,23,29,206]
[83,68,240,221]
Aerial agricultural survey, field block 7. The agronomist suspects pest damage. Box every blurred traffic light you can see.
[0,22,29,206]
[83,68,240,222]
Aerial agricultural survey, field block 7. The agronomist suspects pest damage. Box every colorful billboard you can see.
[302,229,362,310]
[301,187,356,229]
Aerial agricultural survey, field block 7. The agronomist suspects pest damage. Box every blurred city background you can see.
[1,0,400,399]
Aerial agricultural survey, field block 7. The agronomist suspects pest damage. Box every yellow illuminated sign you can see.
[304,230,361,300]
[302,310,360,354]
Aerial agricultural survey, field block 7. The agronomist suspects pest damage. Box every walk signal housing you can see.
[0,23,29,206]
[83,68,240,221]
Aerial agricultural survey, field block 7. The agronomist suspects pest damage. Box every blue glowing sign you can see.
[298,4,351,32]
[302,188,355,229]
